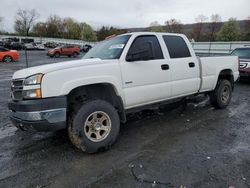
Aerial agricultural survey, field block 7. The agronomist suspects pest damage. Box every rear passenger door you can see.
[120,35,172,108]
[162,35,200,97]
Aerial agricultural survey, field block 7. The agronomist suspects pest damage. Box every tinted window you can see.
[163,35,191,58]
[126,35,163,61]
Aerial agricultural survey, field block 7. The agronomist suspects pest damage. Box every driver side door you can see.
[120,35,172,109]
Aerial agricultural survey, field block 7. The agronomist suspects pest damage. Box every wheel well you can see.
[3,55,13,61]
[217,69,234,89]
[67,84,126,123]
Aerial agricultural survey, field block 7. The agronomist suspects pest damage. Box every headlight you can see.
[23,74,43,99]
[24,74,43,85]
[23,89,42,99]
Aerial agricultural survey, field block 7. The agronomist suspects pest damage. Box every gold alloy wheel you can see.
[221,85,230,104]
[84,111,112,142]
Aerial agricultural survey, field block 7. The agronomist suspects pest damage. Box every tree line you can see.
[0,9,249,42]
[149,14,250,41]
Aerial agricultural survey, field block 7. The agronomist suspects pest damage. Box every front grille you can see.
[240,63,248,69]
[11,79,24,101]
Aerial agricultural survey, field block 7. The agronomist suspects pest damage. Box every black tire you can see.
[72,52,78,58]
[54,53,60,58]
[68,100,120,153]
[3,55,13,63]
[210,79,232,109]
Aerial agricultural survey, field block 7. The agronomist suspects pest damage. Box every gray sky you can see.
[1,0,249,31]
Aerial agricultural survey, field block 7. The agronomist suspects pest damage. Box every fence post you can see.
[208,42,212,56]
[229,42,232,53]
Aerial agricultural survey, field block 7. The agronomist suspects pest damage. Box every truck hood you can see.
[13,58,104,79]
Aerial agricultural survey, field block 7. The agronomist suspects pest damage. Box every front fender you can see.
[61,76,123,97]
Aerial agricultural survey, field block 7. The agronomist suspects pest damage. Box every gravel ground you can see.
[0,51,249,188]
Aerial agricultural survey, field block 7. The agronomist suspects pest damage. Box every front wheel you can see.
[210,79,232,109]
[72,52,78,58]
[68,100,120,153]
[54,53,60,58]
[3,56,13,63]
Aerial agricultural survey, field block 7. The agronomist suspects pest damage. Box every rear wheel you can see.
[68,100,120,153]
[210,79,232,109]
[3,56,13,63]
[72,52,78,58]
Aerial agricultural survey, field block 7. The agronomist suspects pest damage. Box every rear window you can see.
[163,35,191,59]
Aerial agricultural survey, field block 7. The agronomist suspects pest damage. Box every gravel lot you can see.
[0,51,250,188]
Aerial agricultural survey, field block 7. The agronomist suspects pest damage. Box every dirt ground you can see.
[0,51,249,188]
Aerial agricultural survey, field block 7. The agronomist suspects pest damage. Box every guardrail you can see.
[192,41,250,55]
[0,35,97,46]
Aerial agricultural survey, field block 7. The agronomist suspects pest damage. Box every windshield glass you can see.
[83,35,131,60]
[231,48,250,58]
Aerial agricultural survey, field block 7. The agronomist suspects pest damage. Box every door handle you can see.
[161,64,169,70]
[189,62,195,68]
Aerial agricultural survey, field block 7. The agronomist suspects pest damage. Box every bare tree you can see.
[14,9,39,36]
[192,14,208,41]
[209,14,222,41]
[165,19,183,33]
[149,21,164,32]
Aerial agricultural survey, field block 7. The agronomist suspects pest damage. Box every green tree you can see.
[80,22,97,42]
[63,18,81,39]
[217,18,241,41]
[149,21,164,32]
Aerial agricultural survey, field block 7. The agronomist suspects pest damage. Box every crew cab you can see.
[231,47,250,79]
[8,32,239,153]
[47,45,80,58]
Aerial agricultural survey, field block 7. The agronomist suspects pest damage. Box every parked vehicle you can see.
[23,43,36,50]
[44,42,59,48]
[47,45,80,58]
[0,47,19,62]
[34,43,46,51]
[21,38,34,44]
[10,42,24,50]
[8,32,239,153]
[0,41,4,47]
[231,47,250,79]
[81,44,92,53]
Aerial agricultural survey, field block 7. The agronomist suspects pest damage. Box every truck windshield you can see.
[83,35,131,60]
[231,48,250,59]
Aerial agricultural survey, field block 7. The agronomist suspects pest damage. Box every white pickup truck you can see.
[9,32,239,153]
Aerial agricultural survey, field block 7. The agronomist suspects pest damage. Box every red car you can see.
[0,47,19,62]
[47,45,80,58]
